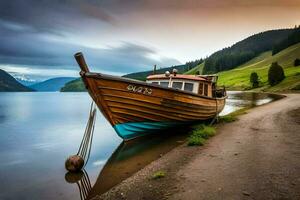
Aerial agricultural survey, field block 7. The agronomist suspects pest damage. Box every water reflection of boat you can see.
[74,53,227,140]
[91,132,188,198]
[67,129,189,200]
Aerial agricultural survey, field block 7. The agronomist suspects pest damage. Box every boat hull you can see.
[81,72,226,140]
[114,121,187,140]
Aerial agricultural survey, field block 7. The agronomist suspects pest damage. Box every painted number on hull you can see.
[127,85,152,95]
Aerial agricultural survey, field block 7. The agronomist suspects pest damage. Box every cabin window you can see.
[199,83,203,94]
[152,82,159,85]
[172,82,183,89]
[204,84,208,96]
[160,81,169,87]
[184,83,194,92]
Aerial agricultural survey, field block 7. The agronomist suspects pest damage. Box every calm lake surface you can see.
[0,92,282,200]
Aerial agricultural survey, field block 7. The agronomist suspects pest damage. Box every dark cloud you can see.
[0,21,180,73]
[5,0,294,36]
[0,0,115,34]
[0,0,180,76]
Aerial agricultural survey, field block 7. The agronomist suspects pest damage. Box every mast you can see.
[74,52,90,73]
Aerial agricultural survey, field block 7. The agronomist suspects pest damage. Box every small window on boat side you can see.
[172,82,183,89]
[152,82,159,85]
[204,84,208,96]
[184,83,194,92]
[199,82,203,94]
[160,81,169,87]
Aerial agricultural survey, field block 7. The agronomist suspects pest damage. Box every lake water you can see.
[0,92,283,200]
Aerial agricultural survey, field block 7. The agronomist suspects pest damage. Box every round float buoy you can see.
[65,155,84,172]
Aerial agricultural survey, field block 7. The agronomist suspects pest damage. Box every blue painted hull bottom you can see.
[113,121,188,140]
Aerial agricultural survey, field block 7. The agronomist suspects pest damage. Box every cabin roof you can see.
[147,74,208,81]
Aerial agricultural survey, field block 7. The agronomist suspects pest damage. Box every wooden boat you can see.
[74,52,227,140]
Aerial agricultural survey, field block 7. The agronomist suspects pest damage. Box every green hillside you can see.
[216,43,300,92]
[185,62,205,75]
[60,78,86,92]
[203,28,295,74]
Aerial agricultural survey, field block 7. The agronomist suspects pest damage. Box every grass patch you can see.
[187,109,249,146]
[231,108,248,116]
[188,135,206,146]
[292,83,300,90]
[200,126,216,138]
[151,171,166,179]
[191,123,205,130]
[219,108,248,123]
[219,115,237,123]
[187,125,216,146]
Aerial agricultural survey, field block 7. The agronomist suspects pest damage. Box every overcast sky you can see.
[0,0,299,80]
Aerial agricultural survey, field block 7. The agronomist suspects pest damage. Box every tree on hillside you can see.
[294,58,300,66]
[268,62,285,86]
[186,59,204,70]
[272,26,300,55]
[250,72,259,88]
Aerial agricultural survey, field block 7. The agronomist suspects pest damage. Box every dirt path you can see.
[95,94,300,200]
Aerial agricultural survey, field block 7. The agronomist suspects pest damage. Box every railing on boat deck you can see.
[214,86,227,98]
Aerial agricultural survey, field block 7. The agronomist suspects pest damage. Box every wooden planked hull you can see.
[80,72,226,140]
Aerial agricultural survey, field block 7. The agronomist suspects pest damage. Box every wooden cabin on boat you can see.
[146,73,223,98]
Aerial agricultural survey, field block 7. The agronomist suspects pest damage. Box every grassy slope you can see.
[217,43,300,92]
[184,62,205,75]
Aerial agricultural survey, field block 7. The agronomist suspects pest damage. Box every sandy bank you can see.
[94,94,300,200]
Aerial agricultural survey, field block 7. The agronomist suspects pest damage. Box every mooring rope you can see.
[77,101,97,166]
[210,86,219,125]
[76,169,92,200]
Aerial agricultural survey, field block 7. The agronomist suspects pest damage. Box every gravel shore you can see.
[93,94,300,200]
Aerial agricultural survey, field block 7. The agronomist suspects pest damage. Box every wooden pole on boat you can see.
[74,52,90,73]
[153,64,157,75]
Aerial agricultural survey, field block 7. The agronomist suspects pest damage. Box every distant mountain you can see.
[10,73,41,86]
[0,69,35,92]
[15,78,40,86]
[29,77,77,91]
